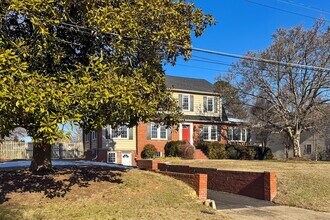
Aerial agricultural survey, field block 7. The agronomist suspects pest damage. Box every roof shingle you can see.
[165,75,215,93]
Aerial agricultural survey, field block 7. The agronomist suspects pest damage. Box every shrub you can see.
[238,146,257,160]
[141,144,157,159]
[178,143,195,159]
[196,141,209,156]
[209,142,226,159]
[196,142,226,159]
[164,141,186,157]
[226,145,239,159]
[255,146,274,160]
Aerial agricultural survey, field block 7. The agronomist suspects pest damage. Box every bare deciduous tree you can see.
[230,21,330,157]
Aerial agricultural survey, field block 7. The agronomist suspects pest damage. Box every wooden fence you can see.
[0,141,84,160]
[0,141,29,160]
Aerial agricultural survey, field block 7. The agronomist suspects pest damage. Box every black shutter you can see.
[217,125,221,141]
[199,125,204,141]
[147,123,151,140]
[167,127,172,140]
[178,94,182,109]
[214,97,219,113]
[190,95,194,112]
[203,97,207,112]
[129,127,133,140]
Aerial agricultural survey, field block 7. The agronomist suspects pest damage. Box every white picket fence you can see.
[0,141,84,160]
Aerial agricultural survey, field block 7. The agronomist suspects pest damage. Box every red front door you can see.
[182,125,190,144]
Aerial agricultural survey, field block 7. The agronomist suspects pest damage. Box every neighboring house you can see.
[83,75,249,166]
[254,124,330,160]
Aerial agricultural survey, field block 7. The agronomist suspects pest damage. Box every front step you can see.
[193,149,208,160]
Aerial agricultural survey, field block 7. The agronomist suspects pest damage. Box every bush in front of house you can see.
[196,142,226,159]
[226,145,239,159]
[178,143,195,159]
[197,142,274,160]
[164,140,186,157]
[141,144,157,159]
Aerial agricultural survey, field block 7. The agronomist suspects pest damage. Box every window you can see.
[107,152,117,163]
[227,128,233,141]
[242,129,247,141]
[233,129,241,141]
[151,123,167,140]
[106,125,129,139]
[84,133,90,142]
[91,131,97,140]
[305,144,312,154]
[112,126,128,139]
[203,125,218,141]
[207,97,214,112]
[182,94,190,111]
[156,152,163,158]
[227,127,247,142]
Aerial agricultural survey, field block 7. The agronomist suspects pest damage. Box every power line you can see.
[190,58,233,67]
[59,22,330,72]
[274,0,330,15]
[245,0,329,22]
[175,63,228,72]
[191,47,330,72]
[191,55,233,65]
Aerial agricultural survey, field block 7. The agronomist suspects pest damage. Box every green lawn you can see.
[0,167,229,220]
[168,159,330,212]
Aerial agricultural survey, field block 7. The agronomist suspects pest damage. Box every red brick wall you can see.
[158,171,207,201]
[155,162,277,201]
[136,159,159,170]
[136,122,179,159]
[264,172,277,201]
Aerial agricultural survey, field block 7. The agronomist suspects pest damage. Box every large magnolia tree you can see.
[0,0,214,172]
[230,21,330,157]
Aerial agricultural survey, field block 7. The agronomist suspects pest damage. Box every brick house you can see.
[83,75,249,166]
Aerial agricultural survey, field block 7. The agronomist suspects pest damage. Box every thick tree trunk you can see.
[29,142,53,174]
[291,134,301,158]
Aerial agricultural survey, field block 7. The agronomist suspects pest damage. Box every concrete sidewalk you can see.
[208,190,330,220]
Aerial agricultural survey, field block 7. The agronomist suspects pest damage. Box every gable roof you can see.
[165,75,215,94]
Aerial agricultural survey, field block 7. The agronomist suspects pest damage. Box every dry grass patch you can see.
[0,167,229,220]
[168,159,330,212]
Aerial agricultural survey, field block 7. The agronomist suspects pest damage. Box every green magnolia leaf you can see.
[0,0,213,165]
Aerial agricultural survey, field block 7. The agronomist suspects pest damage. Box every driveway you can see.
[208,190,330,220]
[0,160,131,170]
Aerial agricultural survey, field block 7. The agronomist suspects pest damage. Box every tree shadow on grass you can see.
[0,166,125,203]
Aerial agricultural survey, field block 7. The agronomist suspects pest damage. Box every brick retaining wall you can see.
[137,160,277,201]
[158,171,207,200]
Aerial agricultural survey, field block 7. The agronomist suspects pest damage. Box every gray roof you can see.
[165,75,215,93]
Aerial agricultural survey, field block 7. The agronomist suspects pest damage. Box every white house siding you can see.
[101,127,136,151]
[172,91,222,118]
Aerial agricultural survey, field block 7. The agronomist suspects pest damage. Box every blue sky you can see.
[165,0,330,83]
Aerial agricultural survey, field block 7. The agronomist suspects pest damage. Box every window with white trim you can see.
[182,94,190,111]
[91,131,97,140]
[156,152,163,158]
[84,133,90,142]
[305,144,312,154]
[151,123,167,140]
[227,127,247,142]
[207,97,214,112]
[107,152,117,163]
[106,125,129,139]
[203,125,218,141]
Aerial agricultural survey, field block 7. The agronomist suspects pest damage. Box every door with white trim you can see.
[122,152,132,166]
